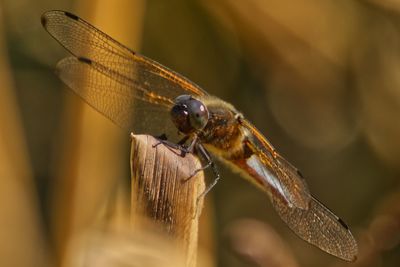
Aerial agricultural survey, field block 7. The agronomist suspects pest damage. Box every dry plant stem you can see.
[53,2,145,266]
[130,134,205,267]
[0,8,46,267]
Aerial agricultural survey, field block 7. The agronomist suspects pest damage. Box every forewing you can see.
[56,57,181,137]
[242,119,311,209]
[41,10,207,114]
[272,196,358,261]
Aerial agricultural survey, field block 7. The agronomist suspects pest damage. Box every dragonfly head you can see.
[171,95,209,135]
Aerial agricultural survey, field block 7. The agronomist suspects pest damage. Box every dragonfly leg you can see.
[177,135,190,146]
[184,143,220,200]
[183,143,220,218]
[152,133,169,148]
[184,135,198,154]
[153,135,192,157]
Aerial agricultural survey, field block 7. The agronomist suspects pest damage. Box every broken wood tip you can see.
[130,134,206,267]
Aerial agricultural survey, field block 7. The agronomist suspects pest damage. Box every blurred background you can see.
[1,0,400,266]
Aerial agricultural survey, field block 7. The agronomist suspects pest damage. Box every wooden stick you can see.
[130,134,205,267]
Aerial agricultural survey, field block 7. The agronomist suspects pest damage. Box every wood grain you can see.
[130,134,205,267]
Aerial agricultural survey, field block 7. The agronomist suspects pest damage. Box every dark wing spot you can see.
[297,169,304,179]
[78,57,93,65]
[337,217,349,230]
[64,11,79,21]
[40,15,47,27]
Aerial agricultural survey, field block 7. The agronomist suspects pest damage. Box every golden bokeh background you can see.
[1,0,400,266]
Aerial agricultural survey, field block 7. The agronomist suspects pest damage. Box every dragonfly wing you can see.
[272,196,358,261]
[57,57,182,138]
[224,148,358,261]
[241,119,311,209]
[41,10,207,113]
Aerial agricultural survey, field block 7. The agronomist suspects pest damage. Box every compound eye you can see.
[170,95,209,134]
[170,103,191,134]
[187,99,209,131]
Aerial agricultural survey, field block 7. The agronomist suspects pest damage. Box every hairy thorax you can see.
[197,96,246,158]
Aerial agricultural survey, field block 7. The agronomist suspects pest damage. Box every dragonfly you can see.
[41,10,358,261]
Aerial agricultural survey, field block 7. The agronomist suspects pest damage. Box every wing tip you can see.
[326,240,358,262]
[338,242,358,261]
[350,254,358,262]
[342,252,358,262]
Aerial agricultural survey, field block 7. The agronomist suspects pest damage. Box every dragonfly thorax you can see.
[170,95,209,135]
